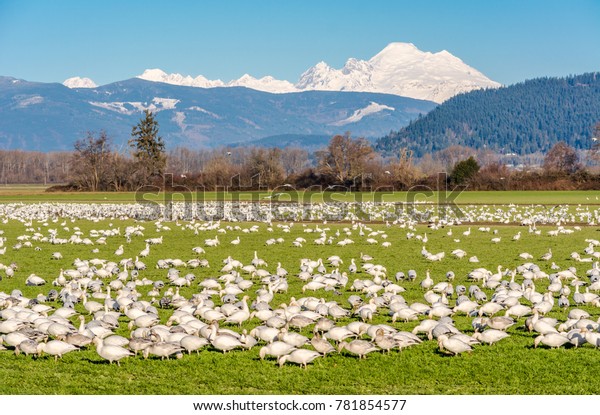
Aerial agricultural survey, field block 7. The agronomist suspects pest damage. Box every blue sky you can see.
[0,0,598,86]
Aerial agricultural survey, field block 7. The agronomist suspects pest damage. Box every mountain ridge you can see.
[62,42,500,103]
[0,75,436,152]
[375,72,600,156]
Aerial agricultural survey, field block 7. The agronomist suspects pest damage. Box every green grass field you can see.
[1,203,599,394]
[0,185,599,205]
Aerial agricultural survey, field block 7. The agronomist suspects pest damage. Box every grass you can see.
[1,205,599,394]
[0,186,599,205]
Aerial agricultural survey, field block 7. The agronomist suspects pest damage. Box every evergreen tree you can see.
[129,110,166,184]
[451,156,480,185]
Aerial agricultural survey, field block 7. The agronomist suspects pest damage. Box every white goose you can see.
[259,341,297,360]
[208,322,243,353]
[37,340,78,361]
[93,336,133,365]
[278,349,321,369]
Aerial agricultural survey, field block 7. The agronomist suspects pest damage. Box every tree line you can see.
[0,150,71,185]
[3,110,599,192]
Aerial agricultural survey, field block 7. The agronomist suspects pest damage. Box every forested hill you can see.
[375,72,600,156]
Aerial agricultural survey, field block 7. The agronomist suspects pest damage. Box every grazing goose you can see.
[129,338,154,355]
[208,322,243,353]
[505,304,532,319]
[566,329,586,348]
[64,332,93,348]
[278,349,321,369]
[259,341,296,360]
[37,340,78,361]
[3,332,30,348]
[483,316,515,331]
[325,326,355,343]
[102,335,130,347]
[581,328,600,348]
[180,335,209,355]
[249,326,280,343]
[437,334,472,356]
[338,340,379,359]
[223,295,250,327]
[534,333,570,349]
[83,296,104,315]
[278,328,309,347]
[93,337,133,365]
[143,342,184,360]
[472,329,510,345]
[310,332,336,356]
[15,339,39,356]
[374,328,397,353]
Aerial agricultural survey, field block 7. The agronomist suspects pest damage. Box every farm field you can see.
[0,186,599,205]
[0,198,599,394]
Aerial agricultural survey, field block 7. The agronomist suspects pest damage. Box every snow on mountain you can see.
[137,69,225,88]
[133,42,499,102]
[227,74,298,93]
[63,77,97,89]
[297,42,501,103]
[88,97,179,115]
[16,95,44,108]
[331,102,395,126]
[0,75,437,151]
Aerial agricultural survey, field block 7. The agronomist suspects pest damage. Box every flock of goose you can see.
[0,200,598,225]
[0,201,600,369]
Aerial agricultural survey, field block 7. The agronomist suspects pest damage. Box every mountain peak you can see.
[138,68,168,81]
[228,74,298,93]
[63,77,97,89]
[137,69,224,88]
[297,42,500,102]
[380,42,419,53]
[132,42,499,102]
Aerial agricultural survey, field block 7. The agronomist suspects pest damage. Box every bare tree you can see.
[107,152,137,191]
[543,141,580,175]
[317,133,375,185]
[389,148,421,189]
[435,145,477,172]
[202,152,239,190]
[246,147,284,189]
[71,131,112,191]
[417,153,444,177]
[281,147,309,177]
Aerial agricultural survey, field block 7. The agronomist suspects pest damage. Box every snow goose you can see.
[472,329,509,345]
[338,339,378,359]
[94,336,133,365]
[208,322,243,353]
[37,340,78,361]
[534,333,570,349]
[278,349,321,369]
[437,334,472,356]
[310,332,336,355]
[259,341,296,360]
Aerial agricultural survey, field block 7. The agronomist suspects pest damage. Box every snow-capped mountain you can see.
[227,74,297,93]
[138,69,297,94]
[137,69,225,88]
[132,43,500,102]
[297,43,501,103]
[63,77,97,89]
[0,76,436,152]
